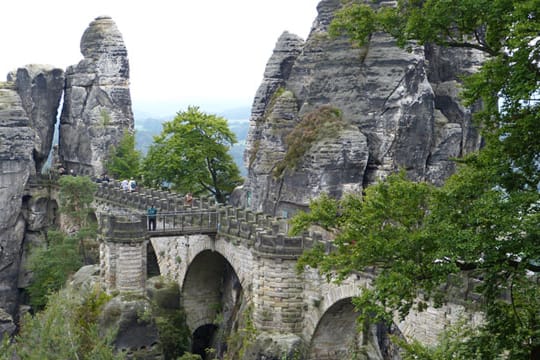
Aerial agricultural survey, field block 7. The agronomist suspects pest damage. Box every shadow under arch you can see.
[182,250,242,359]
[47,197,60,227]
[308,297,401,360]
[146,242,160,278]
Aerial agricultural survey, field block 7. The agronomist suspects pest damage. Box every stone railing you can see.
[0,81,16,90]
[95,180,217,212]
[94,180,324,258]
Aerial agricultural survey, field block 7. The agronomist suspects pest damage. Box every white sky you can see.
[1,0,320,116]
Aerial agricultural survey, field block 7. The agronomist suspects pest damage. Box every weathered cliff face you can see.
[0,16,133,336]
[0,83,35,332]
[236,0,484,216]
[8,65,65,173]
[59,15,134,177]
[424,43,485,184]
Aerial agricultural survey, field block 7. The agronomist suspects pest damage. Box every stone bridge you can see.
[94,180,483,359]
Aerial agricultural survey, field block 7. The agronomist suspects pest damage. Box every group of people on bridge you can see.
[120,178,137,192]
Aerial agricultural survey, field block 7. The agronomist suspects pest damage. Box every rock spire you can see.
[59,15,134,177]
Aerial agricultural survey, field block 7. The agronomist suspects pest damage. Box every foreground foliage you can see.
[1,285,122,360]
[294,167,540,357]
[141,106,243,203]
[293,0,540,357]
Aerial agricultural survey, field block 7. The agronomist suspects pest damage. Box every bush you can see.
[27,230,83,310]
[7,285,122,359]
[274,105,345,177]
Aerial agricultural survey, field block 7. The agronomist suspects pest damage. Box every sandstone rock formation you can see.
[236,0,484,216]
[59,15,134,177]
[0,83,36,333]
[0,16,133,337]
[8,65,65,173]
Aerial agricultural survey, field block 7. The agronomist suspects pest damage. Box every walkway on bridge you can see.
[94,179,322,254]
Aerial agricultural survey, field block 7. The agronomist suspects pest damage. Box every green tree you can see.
[141,106,243,203]
[58,175,98,263]
[293,1,540,357]
[26,230,82,310]
[105,132,141,180]
[294,164,540,358]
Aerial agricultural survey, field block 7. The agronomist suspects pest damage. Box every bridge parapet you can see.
[95,181,327,257]
[95,180,216,212]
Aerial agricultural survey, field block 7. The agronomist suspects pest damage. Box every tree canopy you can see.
[293,0,539,358]
[141,106,243,203]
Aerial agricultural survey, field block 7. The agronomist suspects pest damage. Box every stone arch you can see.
[167,235,251,292]
[308,297,400,360]
[182,250,243,332]
[83,209,100,264]
[303,280,366,343]
[308,298,362,359]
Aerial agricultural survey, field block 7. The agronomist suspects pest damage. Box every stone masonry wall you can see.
[95,183,484,352]
[99,213,147,294]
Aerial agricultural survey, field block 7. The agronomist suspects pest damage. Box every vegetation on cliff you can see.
[27,176,98,310]
[294,0,540,358]
[144,278,192,359]
[26,230,83,310]
[274,105,346,177]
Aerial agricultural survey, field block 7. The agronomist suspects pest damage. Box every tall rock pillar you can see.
[59,16,134,177]
[0,82,35,334]
[8,65,64,173]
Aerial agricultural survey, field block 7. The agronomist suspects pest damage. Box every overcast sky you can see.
[1,0,320,116]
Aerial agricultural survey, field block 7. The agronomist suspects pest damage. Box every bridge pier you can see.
[98,212,148,295]
[252,255,304,334]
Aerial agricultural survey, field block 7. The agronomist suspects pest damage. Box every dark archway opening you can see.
[82,211,99,264]
[308,298,403,360]
[146,242,160,277]
[192,324,218,359]
[183,250,242,359]
[47,198,59,227]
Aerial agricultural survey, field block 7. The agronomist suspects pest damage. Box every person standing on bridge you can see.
[147,204,157,231]
[185,192,193,206]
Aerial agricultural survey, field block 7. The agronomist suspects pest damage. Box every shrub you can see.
[274,105,345,177]
[27,230,83,310]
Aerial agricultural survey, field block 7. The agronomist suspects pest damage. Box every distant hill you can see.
[134,106,251,175]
